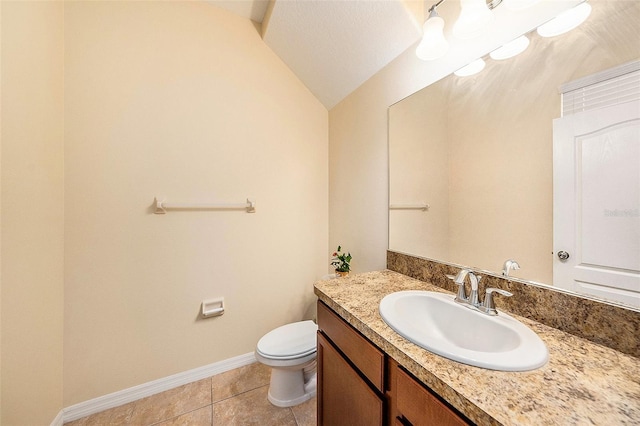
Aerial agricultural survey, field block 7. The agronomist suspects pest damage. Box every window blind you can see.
[561,60,640,116]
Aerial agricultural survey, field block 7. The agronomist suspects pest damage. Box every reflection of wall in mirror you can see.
[388,0,640,285]
[389,83,449,260]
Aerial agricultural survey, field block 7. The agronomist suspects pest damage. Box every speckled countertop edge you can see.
[314,270,640,426]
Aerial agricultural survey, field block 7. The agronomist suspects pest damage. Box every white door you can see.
[553,100,640,308]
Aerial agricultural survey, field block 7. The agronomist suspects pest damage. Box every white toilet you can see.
[255,320,318,407]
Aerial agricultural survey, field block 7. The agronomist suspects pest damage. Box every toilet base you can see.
[267,383,316,408]
[266,361,317,408]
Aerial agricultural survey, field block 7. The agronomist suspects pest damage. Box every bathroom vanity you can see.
[317,300,468,425]
[314,269,640,425]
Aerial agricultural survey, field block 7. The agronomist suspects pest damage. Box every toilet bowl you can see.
[255,320,318,407]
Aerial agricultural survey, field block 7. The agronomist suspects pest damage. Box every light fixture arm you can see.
[428,0,501,15]
[427,0,448,14]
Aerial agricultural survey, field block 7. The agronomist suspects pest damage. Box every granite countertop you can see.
[314,270,640,426]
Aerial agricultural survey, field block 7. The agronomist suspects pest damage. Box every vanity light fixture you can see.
[454,58,486,77]
[453,0,494,40]
[537,1,592,38]
[418,0,589,80]
[416,0,500,61]
[489,35,530,60]
[416,7,450,60]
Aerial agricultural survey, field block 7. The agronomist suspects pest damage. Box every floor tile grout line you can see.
[210,404,214,426]
[146,403,214,426]
[132,379,213,426]
[211,383,270,405]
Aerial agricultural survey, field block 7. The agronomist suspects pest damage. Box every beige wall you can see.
[388,84,449,260]
[63,1,327,406]
[1,3,3,419]
[1,1,65,424]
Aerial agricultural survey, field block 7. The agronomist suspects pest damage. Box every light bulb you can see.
[490,35,530,60]
[416,10,450,61]
[454,58,486,77]
[453,0,493,40]
[537,2,592,38]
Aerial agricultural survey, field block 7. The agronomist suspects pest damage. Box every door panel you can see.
[553,100,640,308]
[579,122,639,270]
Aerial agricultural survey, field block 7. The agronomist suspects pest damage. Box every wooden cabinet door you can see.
[317,331,383,426]
[396,368,468,426]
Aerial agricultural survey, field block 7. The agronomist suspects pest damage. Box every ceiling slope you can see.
[262,0,422,109]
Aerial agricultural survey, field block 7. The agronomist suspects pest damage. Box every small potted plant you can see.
[331,246,352,277]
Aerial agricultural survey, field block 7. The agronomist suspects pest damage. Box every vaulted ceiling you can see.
[210,0,423,109]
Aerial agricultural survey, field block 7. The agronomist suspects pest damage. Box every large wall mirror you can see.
[389,0,640,308]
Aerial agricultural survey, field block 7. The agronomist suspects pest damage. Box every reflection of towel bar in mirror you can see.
[154,197,256,214]
[389,204,429,211]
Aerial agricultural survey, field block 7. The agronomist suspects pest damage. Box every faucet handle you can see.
[481,288,513,316]
[447,274,468,303]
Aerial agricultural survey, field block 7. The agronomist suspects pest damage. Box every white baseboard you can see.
[63,352,257,422]
[50,409,64,426]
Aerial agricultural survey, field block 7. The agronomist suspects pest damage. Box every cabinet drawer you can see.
[396,368,468,426]
[317,301,384,392]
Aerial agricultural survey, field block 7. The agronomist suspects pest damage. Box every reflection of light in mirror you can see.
[504,0,542,11]
[537,2,592,37]
[453,0,493,40]
[454,58,486,76]
[416,9,450,61]
[490,35,530,60]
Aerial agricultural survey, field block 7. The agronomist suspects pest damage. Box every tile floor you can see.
[65,362,317,426]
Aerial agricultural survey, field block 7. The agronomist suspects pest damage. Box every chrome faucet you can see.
[451,269,481,306]
[502,259,520,277]
[448,270,512,316]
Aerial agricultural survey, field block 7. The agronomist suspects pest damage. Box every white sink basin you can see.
[379,290,548,371]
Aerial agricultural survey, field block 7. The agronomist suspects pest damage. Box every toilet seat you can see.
[256,320,317,360]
